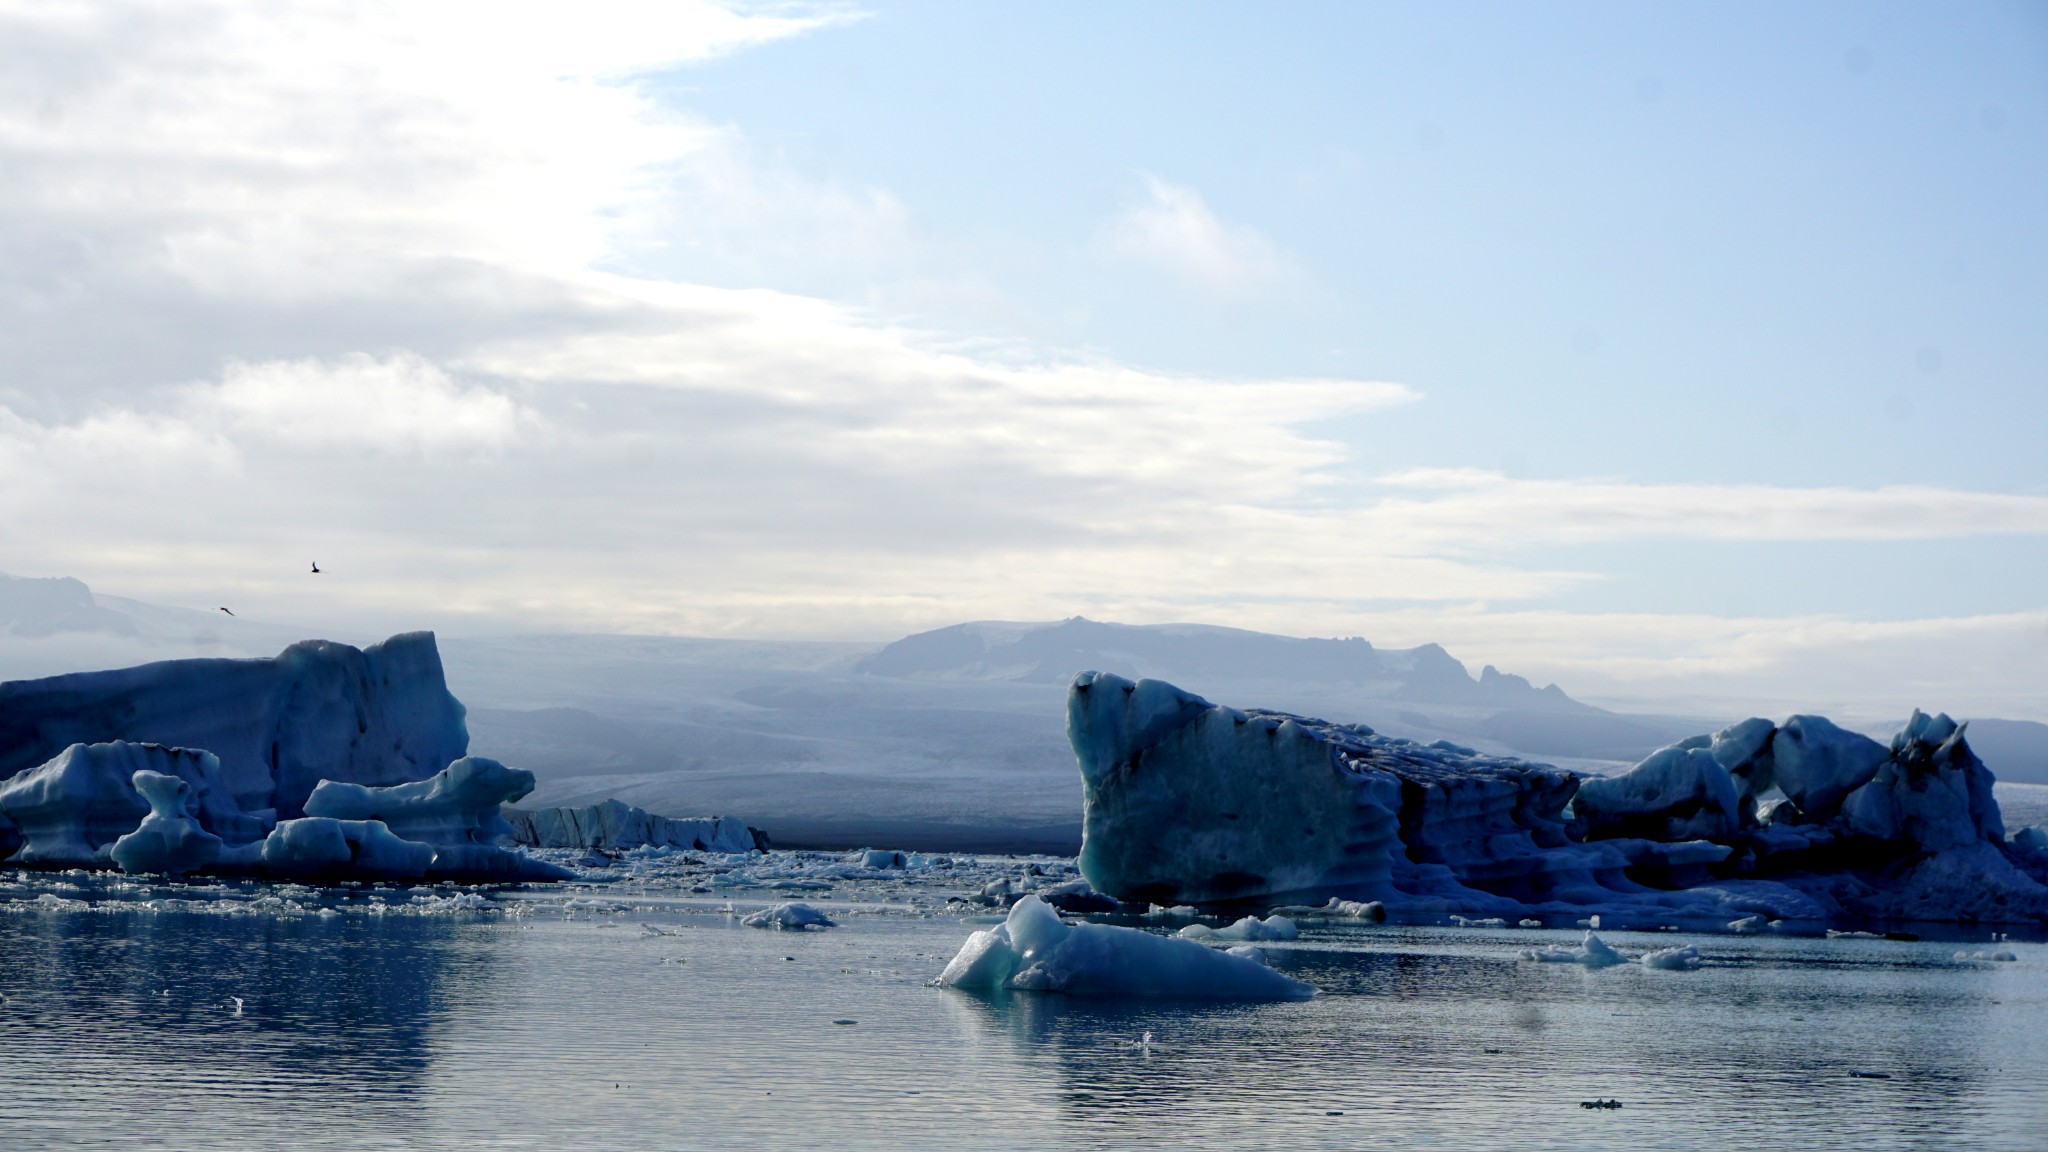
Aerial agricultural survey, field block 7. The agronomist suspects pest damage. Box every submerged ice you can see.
[1070,671,2048,926]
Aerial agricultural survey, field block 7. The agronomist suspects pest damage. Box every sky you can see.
[1,0,2045,718]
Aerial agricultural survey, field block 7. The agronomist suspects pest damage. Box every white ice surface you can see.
[937,895,1314,1000]
[1179,914,1298,942]
[1520,931,1630,968]
[741,902,835,930]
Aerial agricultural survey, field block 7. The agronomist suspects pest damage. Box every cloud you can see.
[1103,175,1296,295]
[194,354,537,453]
[1360,469,2048,546]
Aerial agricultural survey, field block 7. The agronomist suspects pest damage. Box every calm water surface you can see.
[0,856,2044,1152]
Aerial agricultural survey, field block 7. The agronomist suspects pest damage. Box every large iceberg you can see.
[936,894,1314,1000]
[1070,672,2048,926]
[503,799,766,854]
[0,636,572,883]
[0,632,467,818]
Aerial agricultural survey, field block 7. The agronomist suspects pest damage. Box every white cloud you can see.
[1359,469,2048,546]
[1104,175,1296,295]
[195,353,536,453]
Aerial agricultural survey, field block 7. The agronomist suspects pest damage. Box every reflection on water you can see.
[0,877,2042,1151]
[0,898,483,1148]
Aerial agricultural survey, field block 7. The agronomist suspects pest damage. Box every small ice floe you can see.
[1144,904,1200,919]
[741,903,835,930]
[1953,949,2018,963]
[1269,897,1385,922]
[936,895,1314,1000]
[860,849,908,869]
[1639,944,1703,971]
[1450,915,1507,928]
[1179,915,1298,943]
[1728,915,1768,935]
[1575,915,1602,929]
[1519,931,1630,968]
[1518,919,1543,929]
[1826,929,1883,939]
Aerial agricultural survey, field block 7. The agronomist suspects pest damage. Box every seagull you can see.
[218,607,235,616]
[310,561,321,573]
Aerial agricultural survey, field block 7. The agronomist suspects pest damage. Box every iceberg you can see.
[1639,943,1704,971]
[302,757,571,881]
[238,817,438,880]
[504,799,766,854]
[304,755,532,843]
[936,894,1314,1000]
[1069,672,2048,926]
[1520,931,1630,968]
[0,741,266,867]
[0,633,467,818]
[109,770,224,876]
[741,902,835,930]
[0,639,576,884]
[1178,914,1299,942]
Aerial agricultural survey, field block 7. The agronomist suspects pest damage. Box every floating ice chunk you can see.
[1728,915,1768,934]
[109,771,223,876]
[1144,904,1200,919]
[1953,949,2018,962]
[1518,918,1544,928]
[1450,915,1507,928]
[937,895,1314,1000]
[303,757,570,881]
[1519,931,1630,968]
[304,756,529,846]
[1270,897,1385,921]
[861,849,908,869]
[1178,914,1298,942]
[741,902,834,930]
[236,818,437,880]
[1639,944,1703,971]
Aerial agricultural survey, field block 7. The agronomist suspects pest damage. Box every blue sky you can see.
[632,0,2048,618]
[0,0,2043,716]
[656,1,2045,479]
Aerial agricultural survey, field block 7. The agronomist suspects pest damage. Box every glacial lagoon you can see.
[3,828,2045,1152]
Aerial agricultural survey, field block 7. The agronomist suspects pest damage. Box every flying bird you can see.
[218,607,235,616]
[310,561,320,573]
